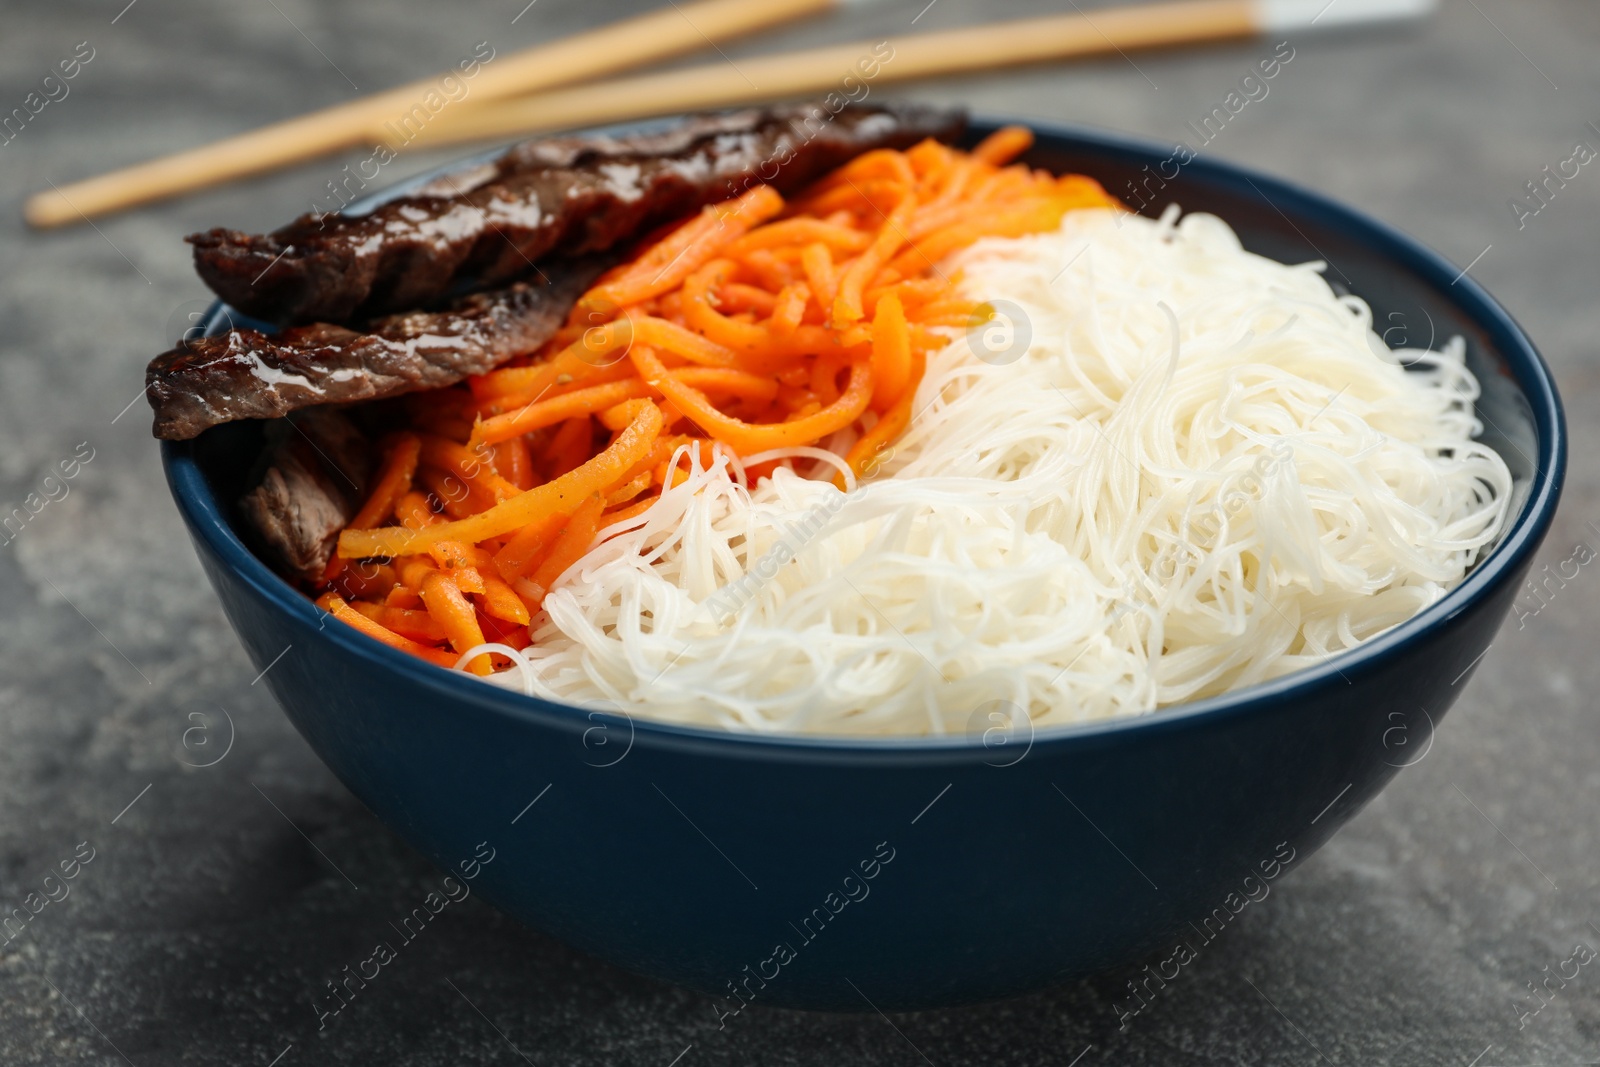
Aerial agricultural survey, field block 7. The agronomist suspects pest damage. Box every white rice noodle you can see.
[479,207,1513,735]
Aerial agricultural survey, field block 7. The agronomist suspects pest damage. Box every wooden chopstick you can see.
[23,0,835,228]
[395,0,1431,149]
[395,1,1257,148]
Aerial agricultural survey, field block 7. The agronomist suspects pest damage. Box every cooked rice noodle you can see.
[481,206,1513,735]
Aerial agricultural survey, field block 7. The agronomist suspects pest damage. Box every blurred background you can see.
[1,1,1596,1063]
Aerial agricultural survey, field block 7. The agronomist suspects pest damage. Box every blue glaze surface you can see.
[160,117,1564,1012]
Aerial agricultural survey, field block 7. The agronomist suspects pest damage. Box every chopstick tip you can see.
[22,191,76,230]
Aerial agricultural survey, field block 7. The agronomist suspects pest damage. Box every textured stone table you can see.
[1,0,1595,1063]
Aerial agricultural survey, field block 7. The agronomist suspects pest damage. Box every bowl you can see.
[161,116,1565,1012]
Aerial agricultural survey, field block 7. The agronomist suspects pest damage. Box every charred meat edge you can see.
[189,102,967,324]
[147,258,606,441]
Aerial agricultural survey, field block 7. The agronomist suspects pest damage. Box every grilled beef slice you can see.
[238,408,372,583]
[189,102,966,324]
[147,257,606,440]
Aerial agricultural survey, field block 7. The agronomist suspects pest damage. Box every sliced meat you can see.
[146,257,606,440]
[189,102,966,324]
[238,408,372,583]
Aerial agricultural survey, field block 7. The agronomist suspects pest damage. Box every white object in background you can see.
[1254,0,1438,33]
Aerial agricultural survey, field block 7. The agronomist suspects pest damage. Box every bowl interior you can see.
[164,115,1565,753]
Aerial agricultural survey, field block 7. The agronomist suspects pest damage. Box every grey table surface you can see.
[1,0,1597,1063]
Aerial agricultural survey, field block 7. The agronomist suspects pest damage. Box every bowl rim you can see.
[161,113,1567,761]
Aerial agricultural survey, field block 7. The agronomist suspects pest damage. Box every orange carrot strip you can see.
[800,243,838,311]
[906,137,956,180]
[839,350,926,486]
[728,217,871,256]
[493,514,566,582]
[327,561,397,601]
[968,166,1041,203]
[595,397,656,431]
[420,436,520,501]
[448,566,486,596]
[681,259,771,354]
[604,471,653,506]
[833,190,917,327]
[794,177,903,217]
[385,585,423,609]
[866,278,949,309]
[580,185,784,313]
[471,321,637,402]
[485,620,532,651]
[908,199,985,241]
[493,437,535,490]
[768,281,809,337]
[631,344,872,454]
[738,248,796,291]
[522,494,606,609]
[349,434,421,530]
[317,593,458,669]
[632,315,740,367]
[396,557,437,591]
[543,416,594,480]
[889,197,1070,277]
[718,283,778,315]
[338,401,662,558]
[475,360,637,417]
[471,380,649,448]
[608,434,694,488]
[869,292,912,411]
[395,490,440,529]
[420,572,491,675]
[480,573,532,626]
[837,324,871,349]
[1056,174,1119,208]
[600,498,659,531]
[428,540,488,570]
[971,126,1035,166]
[832,147,917,188]
[418,466,485,519]
[686,366,780,401]
[777,384,819,414]
[810,350,850,406]
[351,601,449,643]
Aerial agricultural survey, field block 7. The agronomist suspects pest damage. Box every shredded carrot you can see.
[840,350,926,487]
[351,601,448,643]
[419,572,491,675]
[317,593,459,668]
[580,185,785,313]
[832,189,916,328]
[492,436,535,490]
[544,416,594,479]
[420,436,519,501]
[394,490,439,529]
[604,471,653,506]
[315,129,1119,671]
[519,494,605,611]
[599,495,659,530]
[338,399,663,559]
[471,380,650,448]
[769,282,809,337]
[868,293,912,411]
[349,434,421,530]
[481,573,532,626]
[416,467,483,519]
[971,125,1035,167]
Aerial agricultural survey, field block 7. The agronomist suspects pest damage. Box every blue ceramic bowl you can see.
[162,117,1564,1012]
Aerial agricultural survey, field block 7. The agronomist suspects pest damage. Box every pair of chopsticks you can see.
[23,0,1435,229]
